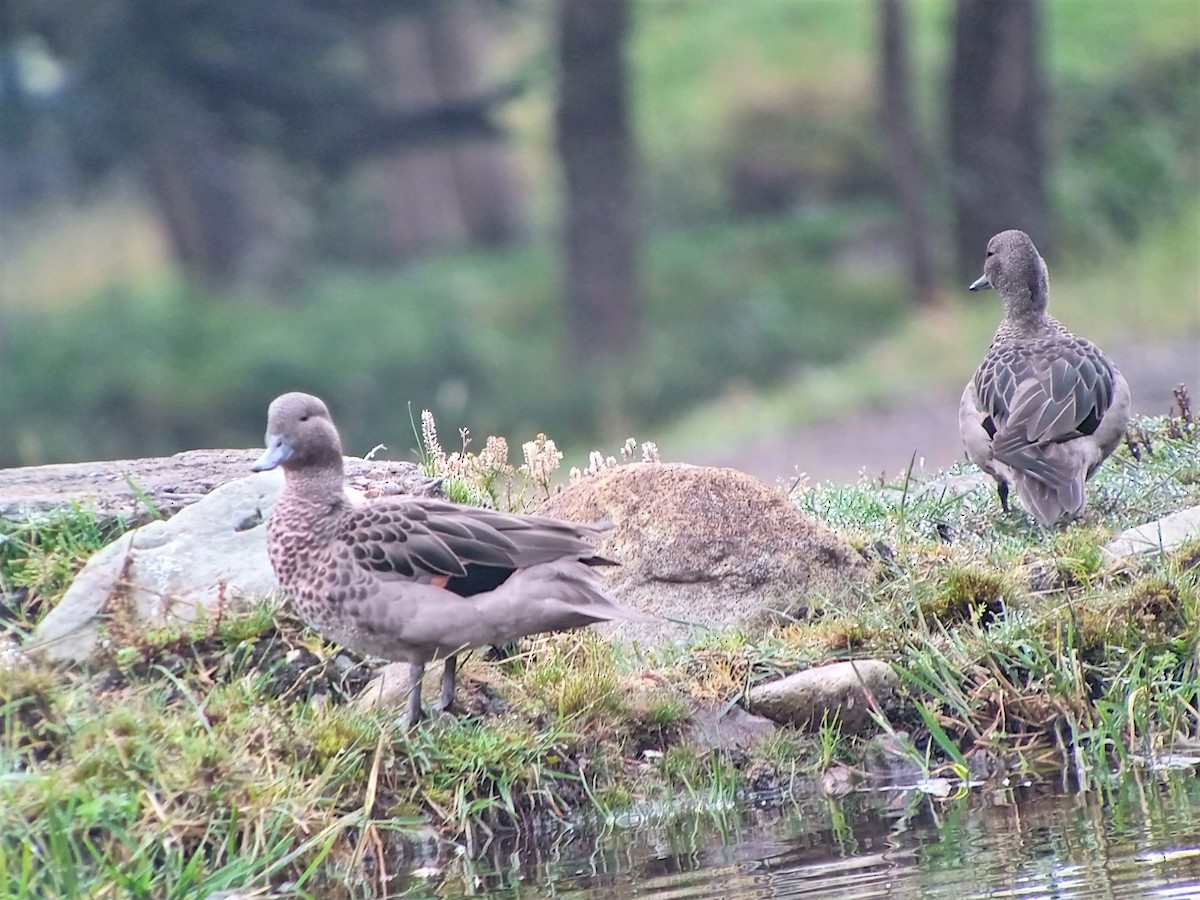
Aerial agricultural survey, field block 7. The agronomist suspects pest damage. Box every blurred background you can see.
[1,0,1197,481]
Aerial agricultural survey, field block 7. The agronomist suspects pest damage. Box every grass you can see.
[0,503,127,636]
[1,406,1198,893]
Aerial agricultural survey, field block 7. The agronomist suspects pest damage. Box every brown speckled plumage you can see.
[959,230,1131,525]
[252,392,649,724]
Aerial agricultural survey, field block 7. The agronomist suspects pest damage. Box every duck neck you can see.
[1002,305,1052,337]
[276,463,348,537]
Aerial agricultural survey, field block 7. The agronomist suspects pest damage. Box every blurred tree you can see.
[0,0,506,287]
[362,2,524,259]
[555,0,640,360]
[879,0,936,306]
[948,0,1049,278]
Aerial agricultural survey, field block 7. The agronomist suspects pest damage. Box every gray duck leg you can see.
[406,662,425,726]
[438,656,458,712]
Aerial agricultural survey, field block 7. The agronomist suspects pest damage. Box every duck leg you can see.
[997,479,1010,513]
[438,656,458,713]
[406,662,425,726]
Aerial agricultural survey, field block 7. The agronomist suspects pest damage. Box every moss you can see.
[1065,601,1119,657]
[1169,539,1200,576]
[0,666,67,765]
[921,565,1010,627]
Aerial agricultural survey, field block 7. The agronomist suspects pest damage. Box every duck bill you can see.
[252,435,294,471]
[968,274,992,292]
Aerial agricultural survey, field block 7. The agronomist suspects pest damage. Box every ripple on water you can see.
[416,770,1200,899]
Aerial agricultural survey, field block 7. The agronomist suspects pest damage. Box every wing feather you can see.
[339,496,607,584]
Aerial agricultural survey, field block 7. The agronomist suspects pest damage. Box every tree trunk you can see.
[949,0,1049,280]
[879,0,937,306]
[365,4,523,259]
[427,4,525,247]
[365,18,467,258]
[555,0,640,360]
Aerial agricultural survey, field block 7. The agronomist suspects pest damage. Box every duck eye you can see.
[986,250,994,258]
[299,414,310,423]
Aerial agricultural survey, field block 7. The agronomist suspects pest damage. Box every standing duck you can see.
[959,230,1131,525]
[252,391,647,725]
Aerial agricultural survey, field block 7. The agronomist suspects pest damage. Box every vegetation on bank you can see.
[2,398,1198,896]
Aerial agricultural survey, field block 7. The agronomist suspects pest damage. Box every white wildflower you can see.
[640,441,660,463]
[588,450,607,475]
[478,435,512,477]
[421,410,442,462]
[522,433,563,496]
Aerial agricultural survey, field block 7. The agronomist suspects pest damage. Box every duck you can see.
[251,391,648,725]
[959,230,1131,525]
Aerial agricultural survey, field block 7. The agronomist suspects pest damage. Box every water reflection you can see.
[396,769,1200,898]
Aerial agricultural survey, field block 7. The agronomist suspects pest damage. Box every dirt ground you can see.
[691,337,1200,485]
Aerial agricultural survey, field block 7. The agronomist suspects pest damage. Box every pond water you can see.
[394,769,1200,898]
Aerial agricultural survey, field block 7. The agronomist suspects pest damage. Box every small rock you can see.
[916,472,994,502]
[820,764,859,797]
[1104,505,1200,560]
[685,702,778,754]
[354,662,413,712]
[745,659,898,734]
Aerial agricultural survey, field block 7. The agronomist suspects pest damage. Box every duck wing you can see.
[981,340,1119,488]
[340,497,610,584]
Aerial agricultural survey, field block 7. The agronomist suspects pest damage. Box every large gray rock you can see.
[29,471,285,662]
[0,449,432,530]
[1105,505,1200,559]
[538,462,871,647]
[745,659,898,734]
[1,449,273,530]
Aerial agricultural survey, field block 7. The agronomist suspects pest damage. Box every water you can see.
[394,770,1200,898]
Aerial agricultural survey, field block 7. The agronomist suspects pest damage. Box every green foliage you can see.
[0,213,903,468]
[794,411,1200,777]
[0,504,121,631]
[1056,50,1200,247]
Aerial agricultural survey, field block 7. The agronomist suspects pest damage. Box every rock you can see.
[538,463,871,646]
[28,471,286,662]
[1104,505,1200,560]
[916,471,994,502]
[354,661,412,711]
[1,449,274,531]
[744,659,898,734]
[0,449,435,531]
[685,703,778,754]
[862,730,923,786]
[26,458,438,663]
